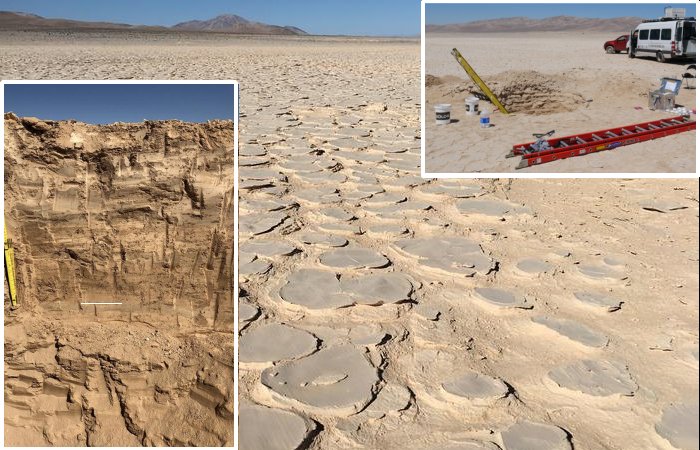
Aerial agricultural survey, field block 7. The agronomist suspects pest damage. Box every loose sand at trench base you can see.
[1,31,699,450]
[3,113,235,445]
[425,32,697,173]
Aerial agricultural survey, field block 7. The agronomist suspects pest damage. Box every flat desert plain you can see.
[425,32,697,173]
[1,30,699,450]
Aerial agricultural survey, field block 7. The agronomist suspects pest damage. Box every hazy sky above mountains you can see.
[1,0,420,36]
[426,3,696,24]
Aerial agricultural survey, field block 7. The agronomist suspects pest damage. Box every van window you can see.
[650,29,660,40]
[640,29,649,40]
[684,22,696,40]
[661,29,672,40]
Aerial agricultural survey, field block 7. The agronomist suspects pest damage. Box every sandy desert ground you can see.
[1,30,699,450]
[425,32,697,173]
[3,113,235,445]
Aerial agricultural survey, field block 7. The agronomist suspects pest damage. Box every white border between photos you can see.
[421,0,699,178]
[0,79,240,450]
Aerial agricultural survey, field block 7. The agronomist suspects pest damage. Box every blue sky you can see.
[4,84,236,124]
[1,0,421,36]
[426,3,696,24]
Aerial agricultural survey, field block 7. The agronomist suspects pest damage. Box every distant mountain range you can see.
[426,15,646,33]
[0,11,308,35]
[172,14,306,35]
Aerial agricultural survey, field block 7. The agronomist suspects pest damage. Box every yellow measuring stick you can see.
[4,224,17,307]
[451,48,509,115]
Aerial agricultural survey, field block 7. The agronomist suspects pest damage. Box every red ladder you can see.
[508,115,696,169]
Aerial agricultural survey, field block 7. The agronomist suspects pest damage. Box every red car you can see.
[604,35,630,54]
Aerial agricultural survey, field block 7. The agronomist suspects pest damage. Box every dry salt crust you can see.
[3,30,694,450]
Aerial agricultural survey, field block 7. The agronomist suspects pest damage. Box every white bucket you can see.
[465,97,479,116]
[434,104,451,125]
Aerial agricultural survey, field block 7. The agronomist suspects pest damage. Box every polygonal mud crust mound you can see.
[487,71,586,115]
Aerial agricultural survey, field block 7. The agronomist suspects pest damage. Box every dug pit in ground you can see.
[3,113,235,446]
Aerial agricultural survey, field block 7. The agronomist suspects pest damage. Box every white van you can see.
[629,17,696,62]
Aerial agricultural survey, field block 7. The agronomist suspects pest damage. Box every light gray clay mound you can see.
[573,292,623,312]
[422,182,482,198]
[354,183,385,195]
[298,232,348,248]
[382,174,427,188]
[532,316,608,348]
[341,190,374,202]
[384,157,419,171]
[239,257,273,276]
[294,187,341,204]
[239,167,285,181]
[279,269,350,309]
[319,247,390,269]
[349,324,389,346]
[516,258,553,274]
[655,402,700,450]
[240,179,274,190]
[337,126,371,138]
[363,192,407,205]
[333,150,384,163]
[603,255,626,267]
[239,144,267,157]
[296,170,347,184]
[240,212,288,235]
[394,237,495,276]
[317,222,362,235]
[415,303,441,321]
[278,160,322,173]
[240,198,294,213]
[240,323,318,363]
[340,273,414,305]
[441,441,503,450]
[577,264,623,280]
[362,383,412,419]
[239,302,259,323]
[456,199,518,217]
[442,372,509,401]
[473,287,533,309]
[327,137,369,150]
[368,200,433,217]
[365,224,409,238]
[548,360,637,397]
[239,156,270,167]
[501,421,572,450]
[317,207,355,221]
[239,402,312,450]
[239,240,297,257]
[260,344,379,414]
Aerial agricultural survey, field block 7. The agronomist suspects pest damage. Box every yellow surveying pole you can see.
[451,48,509,115]
[4,224,17,307]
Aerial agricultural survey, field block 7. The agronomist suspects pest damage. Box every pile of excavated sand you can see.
[426,71,587,115]
[4,113,235,446]
[488,70,587,115]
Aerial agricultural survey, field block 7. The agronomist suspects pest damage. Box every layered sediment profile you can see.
[3,114,235,446]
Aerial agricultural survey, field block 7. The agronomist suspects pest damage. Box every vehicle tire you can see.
[656,51,666,63]
[606,46,615,54]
